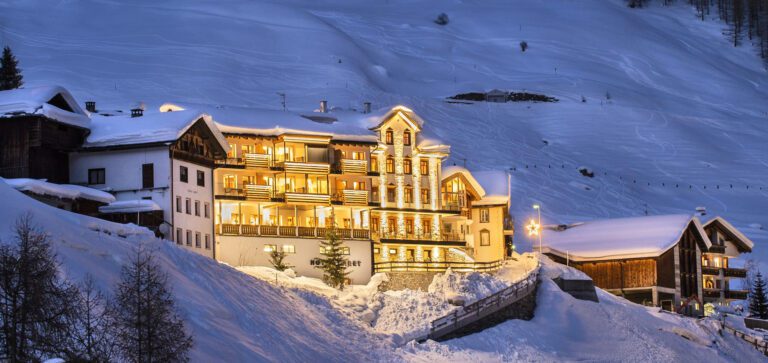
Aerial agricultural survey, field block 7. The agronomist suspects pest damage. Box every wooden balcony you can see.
[374,260,503,273]
[725,289,748,300]
[724,267,747,278]
[340,159,368,174]
[374,231,466,245]
[335,190,369,206]
[216,224,370,240]
[244,153,272,169]
[243,184,273,201]
[703,288,721,299]
[280,161,330,174]
[283,192,331,205]
[702,266,720,275]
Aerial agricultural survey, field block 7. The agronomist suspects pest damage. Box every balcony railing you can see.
[703,288,721,298]
[725,289,748,300]
[339,159,368,174]
[332,190,369,206]
[702,266,720,275]
[244,153,272,169]
[244,184,273,201]
[724,267,747,278]
[279,192,331,204]
[277,160,330,174]
[374,260,503,273]
[374,231,466,243]
[216,224,370,240]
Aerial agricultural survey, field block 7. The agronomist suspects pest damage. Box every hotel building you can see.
[213,106,513,283]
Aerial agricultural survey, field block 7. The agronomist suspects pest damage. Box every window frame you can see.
[180,165,188,183]
[403,129,412,146]
[186,230,192,246]
[205,234,211,250]
[480,208,490,223]
[385,128,394,145]
[195,232,201,248]
[197,170,205,187]
[88,168,105,185]
[403,158,412,174]
[194,200,200,217]
[386,156,394,173]
[185,198,191,215]
[283,244,296,254]
[480,229,491,246]
[175,196,182,213]
[141,163,154,189]
[420,160,429,175]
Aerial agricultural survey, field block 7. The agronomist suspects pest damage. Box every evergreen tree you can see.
[315,224,350,290]
[268,248,292,272]
[0,214,77,362]
[0,46,23,90]
[749,271,768,319]
[111,247,192,362]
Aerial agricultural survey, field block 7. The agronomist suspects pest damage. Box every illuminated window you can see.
[264,244,277,253]
[223,175,237,189]
[385,128,394,144]
[421,188,430,204]
[420,160,429,175]
[480,229,490,246]
[388,218,396,233]
[227,144,236,158]
[341,247,351,255]
[387,187,396,203]
[480,208,490,223]
[386,157,394,173]
[283,244,296,254]
[405,219,414,234]
[403,130,412,146]
[371,218,380,232]
[403,158,412,174]
[374,248,380,254]
[422,219,432,235]
[371,156,379,172]
[404,187,413,203]
[389,248,397,255]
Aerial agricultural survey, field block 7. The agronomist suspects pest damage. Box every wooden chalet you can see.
[0,86,91,183]
[542,214,712,316]
[700,216,754,307]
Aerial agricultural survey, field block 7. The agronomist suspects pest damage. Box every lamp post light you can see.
[528,204,542,256]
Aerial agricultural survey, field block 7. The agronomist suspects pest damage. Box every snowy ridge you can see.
[3,178,116,204]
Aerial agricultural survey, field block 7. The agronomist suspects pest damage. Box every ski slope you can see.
[3,0,765,266]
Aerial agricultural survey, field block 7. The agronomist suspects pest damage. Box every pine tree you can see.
[315,224,350,290]
[268,249,292,272]
[0,214,77,362]
[111,247,193,362]
[0,46,23,91]
[749,270,768,319]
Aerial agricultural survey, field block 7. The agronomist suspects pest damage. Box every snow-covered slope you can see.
[2,0,764,265]
[401,258,768,362]
[0,181,398,362]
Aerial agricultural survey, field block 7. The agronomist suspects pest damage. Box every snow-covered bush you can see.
[434,13,449,25]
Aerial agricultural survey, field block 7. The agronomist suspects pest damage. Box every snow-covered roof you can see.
[99,199,162,214]
[84,110,229,152]
[441,166,510,206]
[542,214,711,261]
[703,216,754,252]
[472,170,510,206]
[2,178,115,204]
[0,86,90,129]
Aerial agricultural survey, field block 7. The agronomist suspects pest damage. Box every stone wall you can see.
[434,284,538,341]
[552,277,599,302]
[379,271,439,291]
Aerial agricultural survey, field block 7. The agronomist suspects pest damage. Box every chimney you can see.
[85,101,96,113]
[131,108,144,118]
[363,102,371,114]
[320,100,328,113]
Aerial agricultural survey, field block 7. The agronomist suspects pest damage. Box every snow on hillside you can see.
[0,181,399,362]
[400,257,768,362]
[1,0,765,268]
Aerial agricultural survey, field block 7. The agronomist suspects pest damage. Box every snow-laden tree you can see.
[315,225,350,290]
[0,46,23,90]
[111,247,192,362]
[749,270,768,319]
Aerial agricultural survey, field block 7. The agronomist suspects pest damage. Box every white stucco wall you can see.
[216,235,373,284]
[171,158,215,259]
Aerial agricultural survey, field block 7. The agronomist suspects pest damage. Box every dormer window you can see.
[404,130,412,146]
[385,128,394,145]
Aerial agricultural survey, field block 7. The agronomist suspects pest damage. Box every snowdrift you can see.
[0,181,396,362]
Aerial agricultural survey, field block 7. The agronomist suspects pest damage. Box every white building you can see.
[69,109,229,258]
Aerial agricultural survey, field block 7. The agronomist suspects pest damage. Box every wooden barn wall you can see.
[657,247,676,289]
[678,227,700,298]
[574,258,657,290]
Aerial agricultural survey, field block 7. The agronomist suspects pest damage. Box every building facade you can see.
[70,110,229,258]
[213,107,513,283]
[700,217,753,308]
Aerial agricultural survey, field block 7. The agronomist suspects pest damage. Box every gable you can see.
[173,118,228,160]
[47,93,75,113]
[703,218,753,252]
[442,173,483,200]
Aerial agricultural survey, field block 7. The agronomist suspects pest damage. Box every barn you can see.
[542,214,711,316]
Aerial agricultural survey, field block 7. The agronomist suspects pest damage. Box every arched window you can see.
[386,156,394,173]
[403,129,412,146]
[705,279,714,289]
[403,157,412,174]
[480,229,491,246]
[385,128,394,145]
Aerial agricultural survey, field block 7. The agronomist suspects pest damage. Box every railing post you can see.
[295,226,299,237]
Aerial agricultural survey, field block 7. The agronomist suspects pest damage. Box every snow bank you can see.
[428,268,509,305]
[2,178,116,204]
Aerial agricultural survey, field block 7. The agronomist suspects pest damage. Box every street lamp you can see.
[528,204,542,256]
